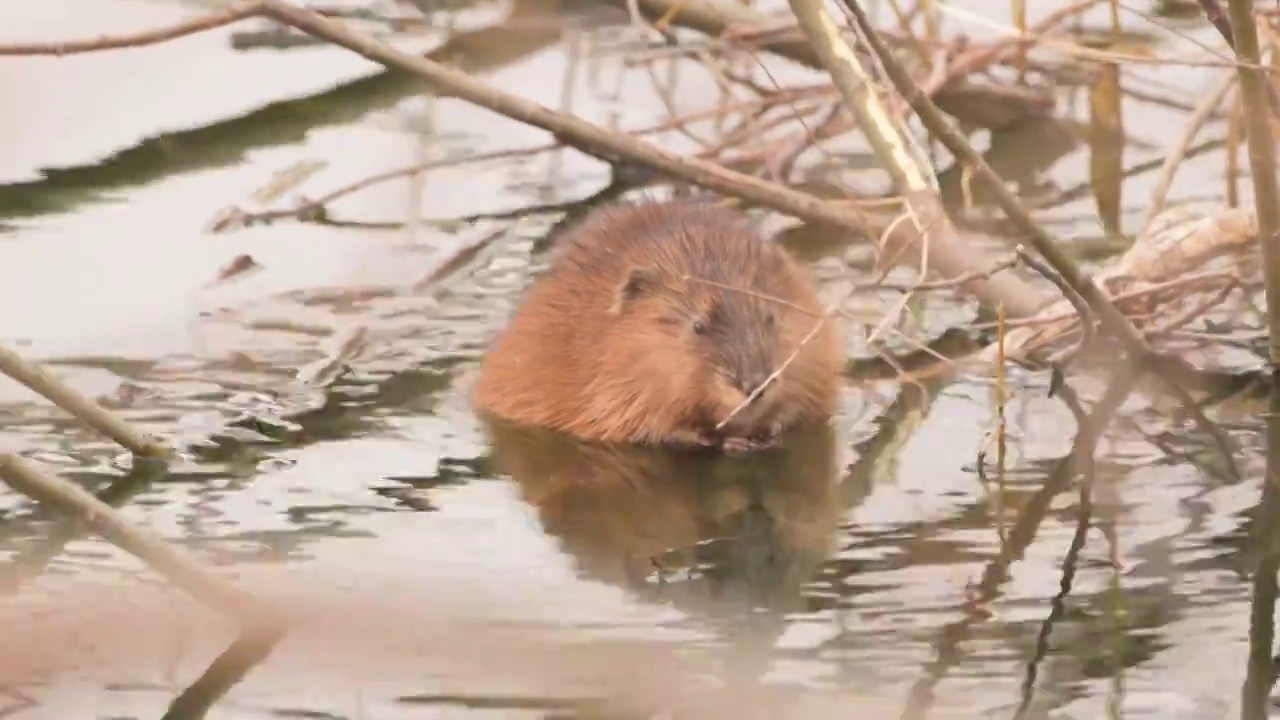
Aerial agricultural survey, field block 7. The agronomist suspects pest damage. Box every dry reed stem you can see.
[1217,0,1280,712]
[786,0,1049,320]
[1140,70,1238,234]
[1221,0,1280,363]
[786,0,932,194]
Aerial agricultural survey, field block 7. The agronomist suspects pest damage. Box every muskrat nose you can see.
[737,373,772,401]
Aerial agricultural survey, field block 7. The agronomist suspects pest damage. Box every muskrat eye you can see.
[692,320,708,335]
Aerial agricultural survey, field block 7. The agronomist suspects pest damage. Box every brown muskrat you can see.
[471,198,842,452]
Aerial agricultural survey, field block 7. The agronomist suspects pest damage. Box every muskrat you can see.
[471,198,843,452]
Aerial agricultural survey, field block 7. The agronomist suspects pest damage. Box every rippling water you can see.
[0,1,1266,719]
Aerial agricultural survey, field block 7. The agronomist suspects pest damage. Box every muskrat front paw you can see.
[720,436,755,455]
[721,435,774,455]
[668,428,720,449]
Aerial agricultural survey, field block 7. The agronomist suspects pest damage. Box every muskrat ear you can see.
[610,265,660,314]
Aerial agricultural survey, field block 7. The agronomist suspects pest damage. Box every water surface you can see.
[0,1,1265,719]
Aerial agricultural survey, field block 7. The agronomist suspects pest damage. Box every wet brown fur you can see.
[471,198,842,449]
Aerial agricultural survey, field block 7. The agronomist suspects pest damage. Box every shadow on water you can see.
[0,0,570,222]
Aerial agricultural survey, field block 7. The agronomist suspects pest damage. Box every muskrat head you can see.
[610,264,793,441]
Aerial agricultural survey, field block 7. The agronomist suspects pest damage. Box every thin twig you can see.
[715,306,837,431]
[1014,247,1097,360]
[1141,70,1238,234]
[0,0,265,55]
[258,0,880,238]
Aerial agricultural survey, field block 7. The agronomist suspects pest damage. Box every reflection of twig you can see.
[410,228,508,292]
[396,693,583,712]
[0,342,171,458]
[0,687,36,719]
[1013,442,1096,720]
[161,625,286,720]
[900,358,1142,720]
[1243,390,1280,716]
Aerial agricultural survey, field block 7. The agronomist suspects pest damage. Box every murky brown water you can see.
[0,0,1266,718]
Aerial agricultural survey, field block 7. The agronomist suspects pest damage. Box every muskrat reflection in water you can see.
[481,416,841,614]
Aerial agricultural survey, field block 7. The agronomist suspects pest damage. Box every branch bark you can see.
[1220,0,1280,714]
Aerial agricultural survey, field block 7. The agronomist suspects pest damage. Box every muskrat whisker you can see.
[685,276,819,317]
[716,305,838,432]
